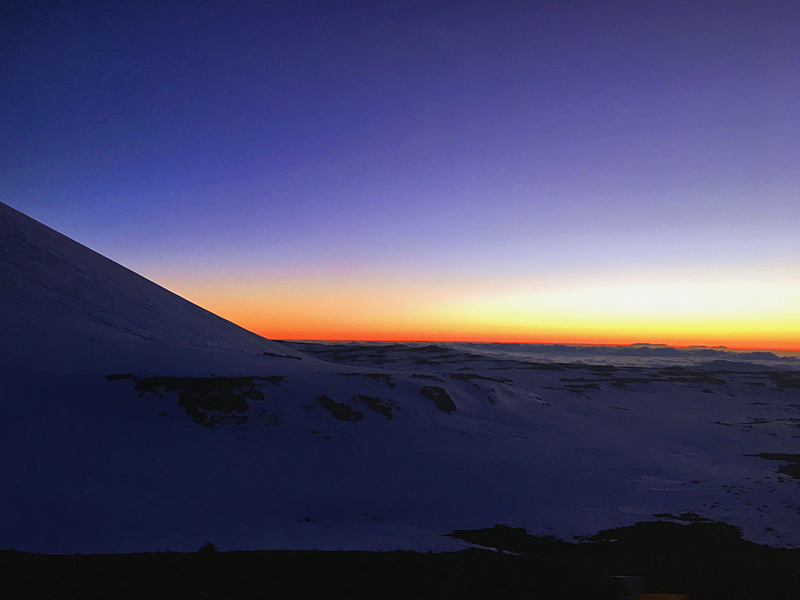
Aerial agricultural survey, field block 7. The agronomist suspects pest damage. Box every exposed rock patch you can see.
[107,374,284,428]
[420,386,456,414]
[339,372,396,388]
[354,394,398,420]
[317,395,364,422]
[748,453,800,479]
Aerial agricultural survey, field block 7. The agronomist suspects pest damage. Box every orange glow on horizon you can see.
[218,303,800,353]
[241,313,800,353]
[162,271,800,354]
[248,329,800,353]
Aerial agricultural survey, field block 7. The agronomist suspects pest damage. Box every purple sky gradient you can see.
[2,1,799,345]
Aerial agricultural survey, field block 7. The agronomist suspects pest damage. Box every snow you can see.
[1,201,799,554]
[0,202,300,357]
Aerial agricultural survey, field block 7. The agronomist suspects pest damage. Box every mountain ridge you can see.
[1,201,299,357]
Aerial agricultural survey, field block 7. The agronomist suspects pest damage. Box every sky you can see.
[2,1,799,349]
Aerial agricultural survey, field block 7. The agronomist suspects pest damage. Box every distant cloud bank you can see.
[444,342,800,370]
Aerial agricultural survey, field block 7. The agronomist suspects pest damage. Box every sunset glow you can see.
[171,269,800,351]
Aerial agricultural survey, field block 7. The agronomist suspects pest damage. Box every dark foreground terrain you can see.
[2,520,799,599]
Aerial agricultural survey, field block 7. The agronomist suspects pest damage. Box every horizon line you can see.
[267,337,800,354]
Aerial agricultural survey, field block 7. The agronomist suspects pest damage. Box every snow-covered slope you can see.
[1,202,799,554]
[0,201,297,357]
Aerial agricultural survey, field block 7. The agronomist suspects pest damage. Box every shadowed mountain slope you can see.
[0,201,296,356]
